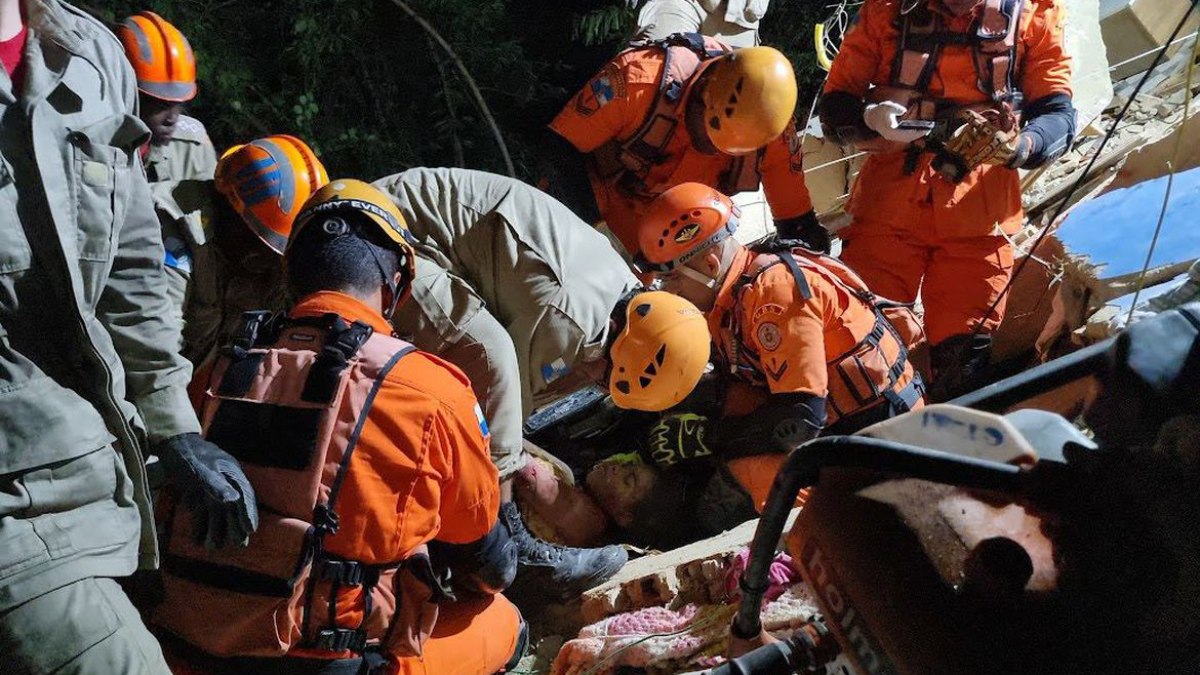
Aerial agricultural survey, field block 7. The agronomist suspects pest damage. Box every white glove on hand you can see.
[863,101,931,143]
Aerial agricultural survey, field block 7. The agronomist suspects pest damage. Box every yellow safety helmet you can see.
[700,46,798,155]
[290,179,418,314]
[609,291,711,412]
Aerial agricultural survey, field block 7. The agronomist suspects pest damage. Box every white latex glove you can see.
[863,101,932,143]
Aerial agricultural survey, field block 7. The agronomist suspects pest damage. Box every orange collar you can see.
[290,291,393,335]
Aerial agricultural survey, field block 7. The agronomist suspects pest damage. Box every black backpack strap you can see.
[300,317,375,404]
[216,310,277,398]
[775,253,814,301]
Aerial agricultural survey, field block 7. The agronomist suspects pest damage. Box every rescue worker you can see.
[548,38,827,256]
[818,0,1076,399]
[155,179,526,675]
[0,0,257,671]
[372,167,633,595]
[634,183,926,507]
[182,135,328,365]
[634,0,770,48]
[118,11,218,326]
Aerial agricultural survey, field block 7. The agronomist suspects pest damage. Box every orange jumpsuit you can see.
[708,247,923,507]
[550,44,813,254]
[294,293,521,675]
[824,0,1071,344]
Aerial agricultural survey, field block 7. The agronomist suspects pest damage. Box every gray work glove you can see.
[157,432,259,549]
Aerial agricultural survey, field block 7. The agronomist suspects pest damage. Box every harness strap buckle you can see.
[315,628,368,653]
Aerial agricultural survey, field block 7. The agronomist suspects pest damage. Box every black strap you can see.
[301,344,416,648]
[776,253,813,301]
[301,318,375,404]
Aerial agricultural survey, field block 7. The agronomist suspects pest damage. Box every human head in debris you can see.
[631,183,925,509]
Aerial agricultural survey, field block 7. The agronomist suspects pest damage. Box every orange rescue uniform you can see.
[708,247,924,506]
[825,0,1071,343]
[289,293,522,675]
[550,41,813,253]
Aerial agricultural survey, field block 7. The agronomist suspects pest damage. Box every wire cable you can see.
[1123,33,1200,323]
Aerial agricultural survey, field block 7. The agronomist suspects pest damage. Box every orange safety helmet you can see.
[290,179,418,314]
[609,291,711,412]
[215,135,329,255]
[700,47,798,155]
[118,11,198,102]
[635,182,740,273]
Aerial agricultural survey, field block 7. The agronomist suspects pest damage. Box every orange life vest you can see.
[725,245,926,425]
[156,312,442,660]
[590,32,763,200]
[873,0,1025,122]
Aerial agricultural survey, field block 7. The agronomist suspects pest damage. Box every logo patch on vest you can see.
[757,322,783,352]
[163,235,192,273]
[674,222,702,243]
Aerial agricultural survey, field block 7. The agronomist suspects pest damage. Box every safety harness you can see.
[875,0,1026,123]
[157,312,447,663]
[720,241,926,425]
[590,33,763,200]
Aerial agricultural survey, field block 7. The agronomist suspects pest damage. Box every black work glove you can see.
[647,413,714,468]
[157,432,259,549]
[774,211,831,254]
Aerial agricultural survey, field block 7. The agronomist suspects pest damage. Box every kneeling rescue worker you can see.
[635,183,926,507]
[818,0,1076,399]
[548,36,826,255]
[155,179,526,675]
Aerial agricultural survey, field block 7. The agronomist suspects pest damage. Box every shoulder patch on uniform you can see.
[541,358,571,385]
[474,403,490,438]
[757,322,783,352]
[575,63,626,117]
[752,303,787,323]
[172,115,211,144]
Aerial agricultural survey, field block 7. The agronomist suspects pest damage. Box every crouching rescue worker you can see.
[118,10,217,328]
[634,183,926,507]
[818,0,1075,399]
[547,37,826,255]
[182,135,328,365]
[371,168,633,596]
[155,179,526,675]
[0,1,257,671]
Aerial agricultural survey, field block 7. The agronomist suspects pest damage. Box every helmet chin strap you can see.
[361,235,402,321]
[674,241,736,290]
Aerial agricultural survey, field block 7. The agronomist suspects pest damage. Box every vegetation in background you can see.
[94,0,827,182]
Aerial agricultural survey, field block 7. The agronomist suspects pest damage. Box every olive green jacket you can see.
[0,0,198,609]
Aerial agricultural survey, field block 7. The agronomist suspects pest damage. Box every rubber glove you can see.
[863,101,932,143]
[647,413,713,468]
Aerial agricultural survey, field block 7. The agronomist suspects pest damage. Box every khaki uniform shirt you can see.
[0,0,198,610]
[144,115,217,331]
[374,168,639,398]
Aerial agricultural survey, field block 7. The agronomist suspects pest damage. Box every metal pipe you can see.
[948,338,1113,412]
[731,436,1027,641]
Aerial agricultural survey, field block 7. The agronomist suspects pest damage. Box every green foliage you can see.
[94,0,828,182]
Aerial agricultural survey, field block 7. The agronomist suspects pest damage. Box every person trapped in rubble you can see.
[818,0,1076,400]
[632,183,927,509]
[370,167,643,598]
[154,179,527,675]
[544,36,828,257]
[0,0,257,671]
[118,11,217,336]
[182,135,328,366]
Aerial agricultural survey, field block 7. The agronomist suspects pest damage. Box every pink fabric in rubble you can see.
[551,604,734,675]
[724,548,799,603]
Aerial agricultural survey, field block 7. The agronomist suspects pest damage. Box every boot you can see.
[500,501,627,599]
[929,333,993,402]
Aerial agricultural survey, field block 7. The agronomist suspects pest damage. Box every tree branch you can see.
[387,0,516,177]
